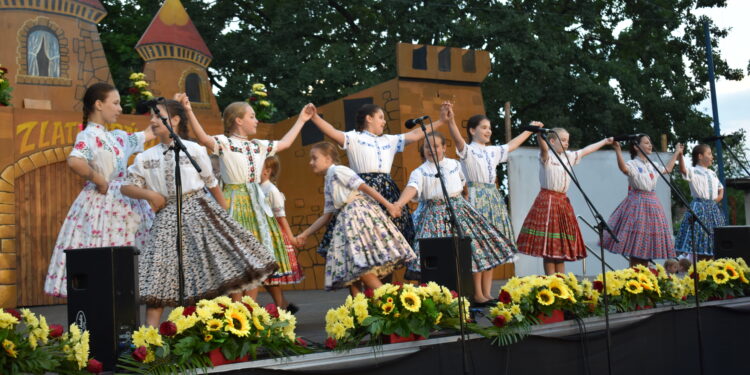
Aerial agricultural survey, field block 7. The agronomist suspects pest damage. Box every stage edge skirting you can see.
[206,297,750,374]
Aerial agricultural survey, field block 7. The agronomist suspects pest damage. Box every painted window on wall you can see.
[185,73,202,103]
[27,27,60,77]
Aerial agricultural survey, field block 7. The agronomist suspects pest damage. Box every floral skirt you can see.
[517,189,586,261]
[467,182,516,246]
[224,183,293,280]
[675,198,726,256]
[318,173,415,257]
[44,180,154,298]
[139,190,277,307]
[406,196,517,278]
[265,218,305,285]
[602,189,675,260]
[325,195,415,290]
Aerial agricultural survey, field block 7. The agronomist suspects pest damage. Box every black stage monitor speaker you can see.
[419,237,474,299]
[65,246,139,371]
[714,226,750,264]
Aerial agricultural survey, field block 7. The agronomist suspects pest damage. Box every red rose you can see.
[86,358,103,374]
[393,282,403,286]
[492,315,506,328]
[132,346,148,362]
[296,337,308,347]
[649,268,658,276]
[364,288,374,298]
[182,306,196,316]
[0,67,8,74]
[218,303,228,310]
[450,290,459,299]
[128,87,139,94]
[498,290,511,304]
[593,281,604,292]
[325,337,337,349]
[6,308,21,320]
[158,321,177,336]
[420,283,428,287]
[242,302,253,312]
[265,304,279,318]
[49,324,64,338]
[249,97,258,102]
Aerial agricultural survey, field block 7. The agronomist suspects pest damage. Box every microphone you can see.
[135,97,166,114]
[404,115,429,129]
[701,135,728,143]
[520,124,551,133]
[612,133,646,142]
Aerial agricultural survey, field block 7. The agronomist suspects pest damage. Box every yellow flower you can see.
[435,312,443,325]
[537,290,555,306]
[129,72,140,80]
[132,326,162,347]
[134,80,148,88]
[400,291,422,312]
[254,90,268,97]
[725,265,740,280]
[204,333,213,342]
[252,83,266,91]
[206,318,223,331]
[142,91,154,98]
[712,270,729,284]
[548,278,570,299]
[2,339,17,358]
[510,304,522,316]
[252,315,264,331]
[258,100,270,107]
[224,308,251,337]
[0,310,19,329]
[382,302,395,315]
[625,280,643,294]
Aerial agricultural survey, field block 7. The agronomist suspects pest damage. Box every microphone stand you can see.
[417,118,471,375]
[629,141,708,375]
[148,101,202,306]
[539,132,617,375]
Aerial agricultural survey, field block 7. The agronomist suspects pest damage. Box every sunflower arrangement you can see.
[688,258,750,301]
[122,72,154,114]
[0,308,98,375]
[595,265,664,311]
[650,263,692,304]
[494,274,580,321]
[324,282,470,350]
[246,83,277,121]
[118,296,307,374]
[0,63,12,106]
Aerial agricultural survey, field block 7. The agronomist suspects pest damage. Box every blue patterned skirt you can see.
[675,198,726,256]
[467,182,516,246]
[317,172,415,256]
[406,196,517,278]
[325,195,415,290]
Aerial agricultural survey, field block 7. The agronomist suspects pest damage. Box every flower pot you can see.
[385,333,426,343]
[207,348,249,366]
[537,309,564,324]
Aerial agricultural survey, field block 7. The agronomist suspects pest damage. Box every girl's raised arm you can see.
[310,105,346,146]
[276,104,314,152]
[176,93,217,151]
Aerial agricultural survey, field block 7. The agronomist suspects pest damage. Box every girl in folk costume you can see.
[45,83,155,298]
[446,105,538,300]
[602,136,682,266]
[393,132,517,305]
[308,103,448,256]
[121,100,277,327]
[675,144,726,258]
[295,142,415,294]
[517,129,613,275]
[259,156,304,312]
[180,93,312,302]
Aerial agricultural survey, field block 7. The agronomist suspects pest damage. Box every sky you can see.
[694,0,750,137]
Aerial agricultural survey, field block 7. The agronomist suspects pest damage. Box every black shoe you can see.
[286,303,299,315]
[471,299,493,308]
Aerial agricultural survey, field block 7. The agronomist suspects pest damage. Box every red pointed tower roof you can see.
[135,0,212,68]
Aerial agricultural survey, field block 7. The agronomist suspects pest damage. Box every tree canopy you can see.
[99,0,745,148]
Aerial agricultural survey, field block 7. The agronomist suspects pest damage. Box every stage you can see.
[28,287,750,374]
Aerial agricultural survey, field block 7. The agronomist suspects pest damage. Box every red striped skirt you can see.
[517,189,585,261]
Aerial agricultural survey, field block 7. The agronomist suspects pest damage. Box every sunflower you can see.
[625,280,643,294]
[252,315,265,331]
[382,302,395,315]
[725,265,740,280]
[547,279,570,299]
[206,319,223,331]
[2,339,17,358]
[400,291,422,312]
[537,290,555,306]
[224,308,251,337]
[712,270,730,285]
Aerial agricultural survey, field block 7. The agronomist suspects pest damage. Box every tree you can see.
[98,0,743,147]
